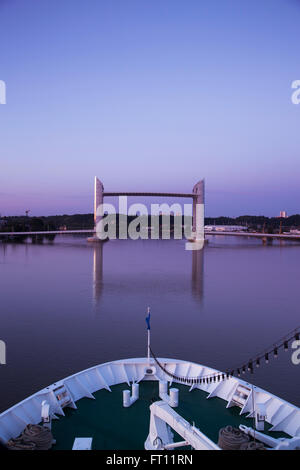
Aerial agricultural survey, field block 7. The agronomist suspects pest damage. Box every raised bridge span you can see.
[103,192,196,198]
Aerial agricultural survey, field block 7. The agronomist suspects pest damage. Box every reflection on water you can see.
[93,241,204,305]
[0,235,300,413]
[93,243,103,304]
[191,248,204,301]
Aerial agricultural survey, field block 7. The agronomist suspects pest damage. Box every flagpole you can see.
[147,307,150,365]
[147,329,150,365]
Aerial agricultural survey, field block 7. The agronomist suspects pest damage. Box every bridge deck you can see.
[205,231,300,240]
[103,192,195,198]
[0,229,95,236]
[1,229,300,240]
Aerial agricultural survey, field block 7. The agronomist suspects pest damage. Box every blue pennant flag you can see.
[145,309,151,330]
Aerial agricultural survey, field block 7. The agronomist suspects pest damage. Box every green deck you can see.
[51,381,288,450]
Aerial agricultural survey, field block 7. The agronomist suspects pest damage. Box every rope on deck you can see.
[6,424,53,450]
[218,426,250,450]
[217,426,265,450]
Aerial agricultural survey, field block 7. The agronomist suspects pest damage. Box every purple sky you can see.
[0,0,300,217]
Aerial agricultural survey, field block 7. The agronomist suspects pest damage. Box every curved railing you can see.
[150,326,300,384]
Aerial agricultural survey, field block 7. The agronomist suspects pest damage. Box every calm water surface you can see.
[0,235,299,412]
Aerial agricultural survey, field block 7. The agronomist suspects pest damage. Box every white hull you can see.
[0,357,299,445]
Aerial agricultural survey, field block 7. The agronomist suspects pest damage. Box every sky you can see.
[0,0,300,217]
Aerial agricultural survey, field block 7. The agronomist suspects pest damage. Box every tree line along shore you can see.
[0,213,300,234]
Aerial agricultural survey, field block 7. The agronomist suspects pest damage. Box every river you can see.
[0,234,299,412]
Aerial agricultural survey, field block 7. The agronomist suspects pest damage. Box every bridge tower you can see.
[192,179,205,242]
[94,176,104,231]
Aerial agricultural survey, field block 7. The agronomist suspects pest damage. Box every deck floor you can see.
[51,381,288,450]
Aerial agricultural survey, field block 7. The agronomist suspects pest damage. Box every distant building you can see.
[279,211,288,218]
[205,225,248,232]
[0,219,7,227]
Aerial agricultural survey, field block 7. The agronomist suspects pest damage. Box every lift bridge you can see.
[1,178,300,243]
